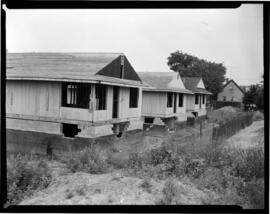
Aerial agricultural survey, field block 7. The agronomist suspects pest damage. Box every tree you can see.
[243,84,264,111]
[167,51,227,99]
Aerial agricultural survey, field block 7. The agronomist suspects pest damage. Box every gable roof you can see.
[6,52,146,87]
[220,79,245,94]
[181,77,212,95]
[138,72,193,94]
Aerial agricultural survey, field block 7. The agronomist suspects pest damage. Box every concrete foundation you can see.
[6,118,61,134]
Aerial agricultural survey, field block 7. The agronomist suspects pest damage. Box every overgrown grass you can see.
[7,153,52,205]
[126,144,264,208]
[60,145,111,174]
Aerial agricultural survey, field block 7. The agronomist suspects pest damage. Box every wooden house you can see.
[6,53,146,138]
[217,79,245,108]
[181,77,212,117]
[138,72,193,129]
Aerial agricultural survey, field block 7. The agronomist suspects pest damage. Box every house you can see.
[217,79,245,108]
[181,77,212,118]
[6,52,147,138]
[138,72,193,129]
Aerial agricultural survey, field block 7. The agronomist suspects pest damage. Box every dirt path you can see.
[225,120,264,149]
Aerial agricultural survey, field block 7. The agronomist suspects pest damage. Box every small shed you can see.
[138,72,193,128]
[181,77,212,118]
[6,52,147,138]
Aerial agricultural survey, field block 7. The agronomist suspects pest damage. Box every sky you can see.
[5,4,263,85]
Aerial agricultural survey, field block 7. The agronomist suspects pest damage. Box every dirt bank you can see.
[20,168,207,205]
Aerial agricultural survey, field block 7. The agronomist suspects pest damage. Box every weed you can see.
[62,145,109,174]
[7,153,52,205]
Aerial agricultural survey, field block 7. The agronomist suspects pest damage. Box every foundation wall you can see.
[6,118,61,134]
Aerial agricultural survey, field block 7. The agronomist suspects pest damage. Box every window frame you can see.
[129,87,139,108]
[95,84,107,110]
[167,92,173,108]
[195,94,199,105]
[178,93,183,107]
[62,82,91,109]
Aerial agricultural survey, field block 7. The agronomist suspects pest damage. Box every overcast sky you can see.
[5,4,263,85]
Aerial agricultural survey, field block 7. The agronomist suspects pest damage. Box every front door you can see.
[173,93,177,113]
[199,95,202,109]
[112,86,119,118]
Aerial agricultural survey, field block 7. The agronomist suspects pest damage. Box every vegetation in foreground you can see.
[125,145,264,208]
[7,153,52,205]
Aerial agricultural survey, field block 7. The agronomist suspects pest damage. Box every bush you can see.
[7,153,52,205]
[127,146,205,179]
[62,146,110,174]
[230,147,264,180]
[252,111,264,121]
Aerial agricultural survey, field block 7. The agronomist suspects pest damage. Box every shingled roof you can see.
[181,77,212,95]
[6,52,147,88]
[138,72,193,94]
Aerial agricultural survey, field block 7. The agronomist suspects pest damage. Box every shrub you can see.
[252,111,264,121]
[62,146,109,174]
[230,147,264,180]
[7,153,52,205]
[140,179,152,193]
[245,178,264,209]
[159,178,179,204]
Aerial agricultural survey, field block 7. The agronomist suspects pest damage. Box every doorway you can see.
[112,86,119,118]
[199,94,202,109]
[173,93,177,113]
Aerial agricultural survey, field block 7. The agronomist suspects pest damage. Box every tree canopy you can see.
[167,51,227,98]
[243,83,264,111]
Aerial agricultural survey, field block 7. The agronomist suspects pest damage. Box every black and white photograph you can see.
[4,3,265,209]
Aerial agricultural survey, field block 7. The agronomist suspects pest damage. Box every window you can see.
[129,87,139,108]
[62,83,91,108]
[202,95,205,104]
[167,92,173,107]
[223,96,226,101]
[178,93,183,107]
[231,96,234,101]
[195,94,199,104]
[95,84,107,110]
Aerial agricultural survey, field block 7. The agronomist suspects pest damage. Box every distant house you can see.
[217,79,245,108]
[181,77,212,118]
[6,52,147,138]
[138,72,193,129]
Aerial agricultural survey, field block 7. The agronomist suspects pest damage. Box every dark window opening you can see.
[202,95,205,104]
[195,94,199,104]
[129,88,139,108]
[95,84,107,110]
[62,82,91,109]
[178,93,183,107]
[62,123,81,138]
[223,96,226,101]
[144,117,154,124]
[167,92,173,107]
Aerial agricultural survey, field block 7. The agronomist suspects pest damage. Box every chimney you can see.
[120,55,124,79]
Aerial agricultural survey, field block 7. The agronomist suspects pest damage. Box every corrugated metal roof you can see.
[6,52,147,87]
[138,72,193,94]
[181,77,212,95]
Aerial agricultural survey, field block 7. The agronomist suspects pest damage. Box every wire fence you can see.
[212,112,254,145]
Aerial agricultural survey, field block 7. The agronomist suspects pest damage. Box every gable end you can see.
[96,55,142,82]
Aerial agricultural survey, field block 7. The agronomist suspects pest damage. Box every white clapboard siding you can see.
[6,81,61,117]
[141,91,167,116]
